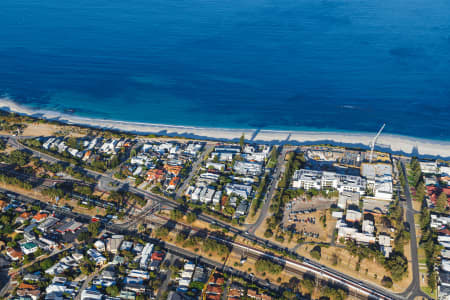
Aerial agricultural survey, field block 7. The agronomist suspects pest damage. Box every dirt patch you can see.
[254,210,336,251]
[22,123,88,137]
[296,244,411,292]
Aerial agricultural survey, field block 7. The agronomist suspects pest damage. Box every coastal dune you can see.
[1,98,449,159]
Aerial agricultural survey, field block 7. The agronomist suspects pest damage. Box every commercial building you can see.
[292,169,366,195]
[360,163,393,201]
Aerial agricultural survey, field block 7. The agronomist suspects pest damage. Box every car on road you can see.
[404,222,410,232]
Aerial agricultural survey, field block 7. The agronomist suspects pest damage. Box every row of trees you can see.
[251,173,269,216]
[420,208,441,292]
[0,173,32,190]
[174,230,231,257]
[344,238,407,282]
[281,275,348,300]
[255,257,284,275]
[264,152,305,239]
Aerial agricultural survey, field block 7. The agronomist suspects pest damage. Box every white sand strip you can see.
[1,98,449,158]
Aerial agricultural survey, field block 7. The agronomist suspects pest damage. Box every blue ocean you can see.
[0,0,449,140]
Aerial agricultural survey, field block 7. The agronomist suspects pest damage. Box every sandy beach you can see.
[1,98,449,158]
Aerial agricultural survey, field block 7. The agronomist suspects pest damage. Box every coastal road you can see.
[247,145,287,234]
[398,160,430,300]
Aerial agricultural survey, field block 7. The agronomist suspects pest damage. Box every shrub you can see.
[310,246,321,260]
[381,276,393,288]
[264,229,273,238]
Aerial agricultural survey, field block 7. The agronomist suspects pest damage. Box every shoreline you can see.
[1,98,450,159]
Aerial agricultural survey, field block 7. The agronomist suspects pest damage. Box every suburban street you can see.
[175,143,214,200]
[398,161,430,300]
[247,145,287,234]
[75,267,102,300]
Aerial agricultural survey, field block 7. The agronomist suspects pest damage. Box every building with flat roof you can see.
[55,220,83,233]
[37,216,60,232]
[420,161,438,174]
[140,243,154,269]
[292,169,366,195]
[107,235,124,254]
[20,241,38,255]
[360,163,393,201]
[338,191,360,209]
[224,184,252,199]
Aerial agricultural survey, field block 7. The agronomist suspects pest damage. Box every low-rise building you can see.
[225,184,252,199]
[233,161,263,176]
[20,241,38,255]
[337,191,360,209]
[87,248,107,265]
[235,200,249,218]
[107,235,124,254]
[292,169,366,195]
[346,209,362,223]
[420,161,438,174]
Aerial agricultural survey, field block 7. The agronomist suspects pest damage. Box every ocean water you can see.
[0,0,449,140]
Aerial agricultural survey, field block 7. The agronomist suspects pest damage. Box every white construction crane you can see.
[369,123,385,163]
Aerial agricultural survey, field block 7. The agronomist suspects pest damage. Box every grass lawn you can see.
[418,247,427,265]
[421,286,437,299]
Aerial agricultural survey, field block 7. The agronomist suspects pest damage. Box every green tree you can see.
[154,227,169,239]
[39,258,54,270]
[255,258,283,275]
[130,148,137,158]
[415,182,425,202]
[88,222,101,237]
[300,277,315,295]
[186,212,197,224]
[381,276,393,288]
[77,231,90,242]
[176,232,188,243]
[436,192,448,213]
[264,228,273,238]
[170,209,184,221]
[239,134,245,150]
[106,285,119,296]
[310,246,321,260]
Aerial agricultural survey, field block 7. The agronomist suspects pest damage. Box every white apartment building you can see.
[200,187,215,204]
[420,161,438,174]
[233,161,263,176]
[225,183,252,199]
[360,163,393,200]
[292,169,366,195]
